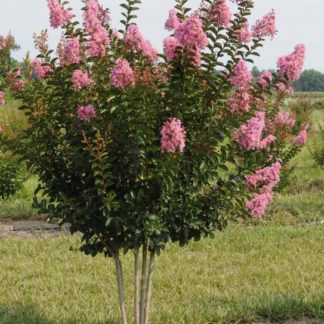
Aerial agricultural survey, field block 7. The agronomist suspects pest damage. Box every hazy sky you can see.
[1,0,323,72]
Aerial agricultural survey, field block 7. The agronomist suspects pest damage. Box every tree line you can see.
[252,66,324,92]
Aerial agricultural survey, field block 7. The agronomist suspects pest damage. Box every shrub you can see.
[1,0,308,323]
[0,151,25,199]
[308,125,324,167]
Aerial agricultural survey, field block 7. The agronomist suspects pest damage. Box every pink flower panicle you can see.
[276,82,294,95]
[33,30,49,53]
[209,0,232,28]
[163,37,181,61]
[246,192,273,218]
[174,15,208,49]
[252,10,277,39]
[124,24,144,51]
[77,105,96,122]
[230,60,252,90]
[142,40,158,62]
[246,162,282,192]
[64,38,81,64]
[124,25,158,62]
[275,112,295,127]
[0,91,5,105]
[165,9,181,31]
[277,44,306,82]
[83,0,110,57]
[246,162,282,218]
[228,90,251,114]
[164,14,207,66]
[32,59,53,80]
[48,0,72,29]
[259,135,276,150]
[235,22,252,43]
[110,58,135,89]
[161,118,186,153]
[258,70,273,88]
[72,70,93,90]
[233,112,276,150]
[10,69,24,92]
[295,123,309,146]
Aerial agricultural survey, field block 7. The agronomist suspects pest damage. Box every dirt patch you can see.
[0,221,70,238]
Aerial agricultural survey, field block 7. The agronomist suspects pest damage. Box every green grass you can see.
[0,225,323,324]
[0,176,39,221]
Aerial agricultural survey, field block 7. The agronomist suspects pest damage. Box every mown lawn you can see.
[0,225,323,324]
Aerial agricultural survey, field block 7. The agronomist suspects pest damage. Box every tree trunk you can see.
[114,253,128,324]
[134,250,140,324]
[139,245,148,324]
[144,251,155,324]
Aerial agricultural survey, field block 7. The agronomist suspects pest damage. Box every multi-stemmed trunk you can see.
[113,245,156,324]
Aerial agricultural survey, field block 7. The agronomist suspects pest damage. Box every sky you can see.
[0,0,323,72]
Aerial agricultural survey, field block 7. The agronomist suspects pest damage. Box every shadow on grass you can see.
[0,304,119,324]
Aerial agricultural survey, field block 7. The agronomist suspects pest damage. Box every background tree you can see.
[294,69,324,92]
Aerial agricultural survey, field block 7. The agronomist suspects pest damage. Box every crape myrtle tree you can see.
[1,0,308,323]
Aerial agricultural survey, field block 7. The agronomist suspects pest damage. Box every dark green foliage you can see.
[0,151,25,199]
[309,126,324,167]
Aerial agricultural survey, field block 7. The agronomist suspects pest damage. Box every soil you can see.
[0,220,70,238]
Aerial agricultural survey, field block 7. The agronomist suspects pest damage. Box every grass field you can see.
[0,225,323,324]
[0,96,323,323]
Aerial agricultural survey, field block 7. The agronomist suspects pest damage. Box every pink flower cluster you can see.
[32,59,53,80]
[246,162,282,192]
[77,105,96,122]
[233,112,276,150]
[228,60,252,113]
[124,25,158,62]
[246,162,281,218]
[252,10,277,39]
[295,123,309,146]
[161,118,186,153]
[230,60,252,90]
[258,70,273,88]
[0,33,15,50]
[174,15,208,49]
[110,58,135,89]
[10,69,24,92]
[48,0,72,29]
[163,37,180,61]
[164,14,208,66]
[275,112,295,128]
[209,0,232,28]
[83,0,109,57]
[72,70,93,90]
[277,44,306,82]
[276,82,294,95]
[0,91,5,105]
[64,38,81,64]
[235,22,252,43]
[165,9,181,31]
[228,91,251,114]
[246,192,273,218]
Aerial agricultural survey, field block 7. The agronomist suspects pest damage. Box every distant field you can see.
[293,92,324,98]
